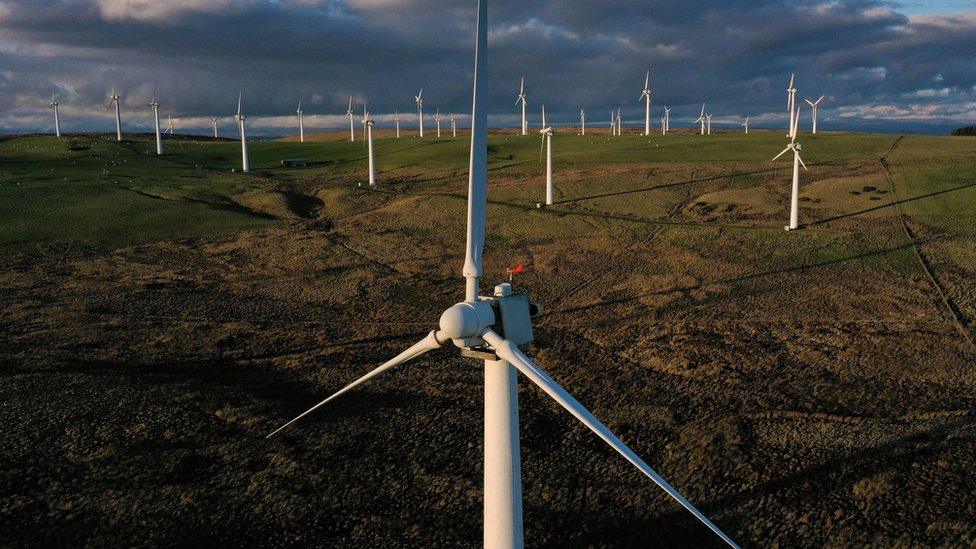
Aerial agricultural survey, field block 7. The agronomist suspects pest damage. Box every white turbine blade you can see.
[483,330,739,549]
[237,92,243,117]
[699,103,706,118]
[462,0,488,297]
[520,76,524,94]
[817,95,825,105]
[267,330,444,438]
[645,70,650,90]
[772,146,791,162]
[805,99,814,107]
[797,153,808,171]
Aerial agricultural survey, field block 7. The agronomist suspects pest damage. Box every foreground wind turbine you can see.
[297,100,305,142]
[787,73,797,136]
[516,77,527,135]
[742,116,750,134]
[415,89,425,138]
[394,109,401,138]
[805,95,825,134]
[236,92,249,173]
[148,86,163,155]
[451,113,458,138]
[696,104,706,136]
[580,108,586,136]
[211,117,219,138]
[266,3,741,548]
[639,70,652,136]
[538,125,554,207]
[346,97,355,142]
[49,94,61,138]
[109,87,122,141]
[773,106,807,231]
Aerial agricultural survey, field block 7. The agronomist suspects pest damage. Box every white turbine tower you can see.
[394,109,401,138]
[663,106,671,135]
[615,107,622,136]
[211,117,219,138]
[609,108,616,135]
[451,113,458,137]
[346,97,355,142]
[787,73,797,136]
[805,95,825,134]
[639,70,652,136]
[516,77,528,135]
[266,5,741,549]
[297,100,305,143]
[436,109,442,138]
[363,110,376,188]
[696,103,706,136]
[110,87,122,141]
[49,94,61,138]
[538,125,554,207]
[706,113,712,135]
[415,89,425,138]
[742,116,750,134]
[773,106,807,231]
[148,86,163,155]
[236,92,250,173]
[579,108,586,136]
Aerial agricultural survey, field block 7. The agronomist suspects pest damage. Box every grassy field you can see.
[2,129,975,547]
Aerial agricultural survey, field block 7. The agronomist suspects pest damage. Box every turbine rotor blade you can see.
[482,330,739,549]
[772,146,791,162]
[797,153,808,171]
[266,330,444,438]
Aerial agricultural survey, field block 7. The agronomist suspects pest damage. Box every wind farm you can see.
[2,1,976,548]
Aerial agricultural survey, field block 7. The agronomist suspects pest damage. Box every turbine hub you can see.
[439,300,495,344]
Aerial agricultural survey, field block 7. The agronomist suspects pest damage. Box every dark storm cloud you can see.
[0,0,973,135]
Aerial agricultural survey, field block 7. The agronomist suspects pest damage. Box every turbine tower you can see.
[394,109,401,139]
[451,113,458,138]
[516,77,527,135]
[110,87,122,141]
[266,4,741,549]
[346,97,355,142]
[415,89,424,138]
[639,70,652,136]
[364,110,376,188]
[609,108,615,135]
[297,100,305,142]
[805,96,825,134]
[538,126,554,207]
[49,94,61,138]
[696,103,706,136]
[706,113,712,135]
[615,107,622,136]
[236,92,250,173]
[436,109,442,138]
[211,117,219,138]
[148,86,163,155]
[773,106,807,231]
[787,73,797,136]
[664,106,671,133]
[742,116,750,134]
[580,108,586,136]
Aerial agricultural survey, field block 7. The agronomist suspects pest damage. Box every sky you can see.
[0,0,974,136]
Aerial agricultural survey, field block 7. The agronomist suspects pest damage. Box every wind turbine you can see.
[211,117,219,138]
[363,110,376,188]
[787,73,797,136]
[773,106,807,231]
[615,107,622,136]
[805,96,825,134]
[580,108,586,136]
[706,113,712,136]
[297,100,305,142]
[639,70,652,136]
[742,116,750,134]
[538,125,554,207]
[436,109,443,138]
[346,97,355,142]
[236,92,250,173]
[109,86,122,141]
[49,94,61,138]
[148,86,163,155]
[696,104,706,136]
[609,108,616,135]
[516,77,527,135]
[451,113,458,138]
[394,109,401,139]
[166,115,174,135]
[664,106,671,133]
[265,4,741,549]
[415,88,424,138]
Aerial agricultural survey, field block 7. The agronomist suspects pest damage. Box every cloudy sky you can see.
[1,0,974,136]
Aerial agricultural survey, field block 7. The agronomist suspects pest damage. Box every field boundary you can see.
[881,135,976,353]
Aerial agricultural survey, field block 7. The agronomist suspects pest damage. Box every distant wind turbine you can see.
[609,108,616,136]
[516,77,527,135]
[615,107,622,136]
[706,113,712,136]
[148,86,163,155]
[364,110,376,188]
[166,115,174,135]
[663,106,671,135]
[580,108,586,136]
[394,109,401,138]
[436,109,442,138]
[297,100,305,142]
[236,92,249,173]
[211,117,219,138]
[773,106,807,231]
[742,116,750,134]
[696,103,706,136]
[109,86,122,141]
[451,113,458,138]
[49,94,61,138]
[415,89,424,138]
[805,96,825,134]
[639,70,652,136]
[538,125,554,207]
[346,97,355,142]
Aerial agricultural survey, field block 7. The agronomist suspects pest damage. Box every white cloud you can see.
[93,0,254,22]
